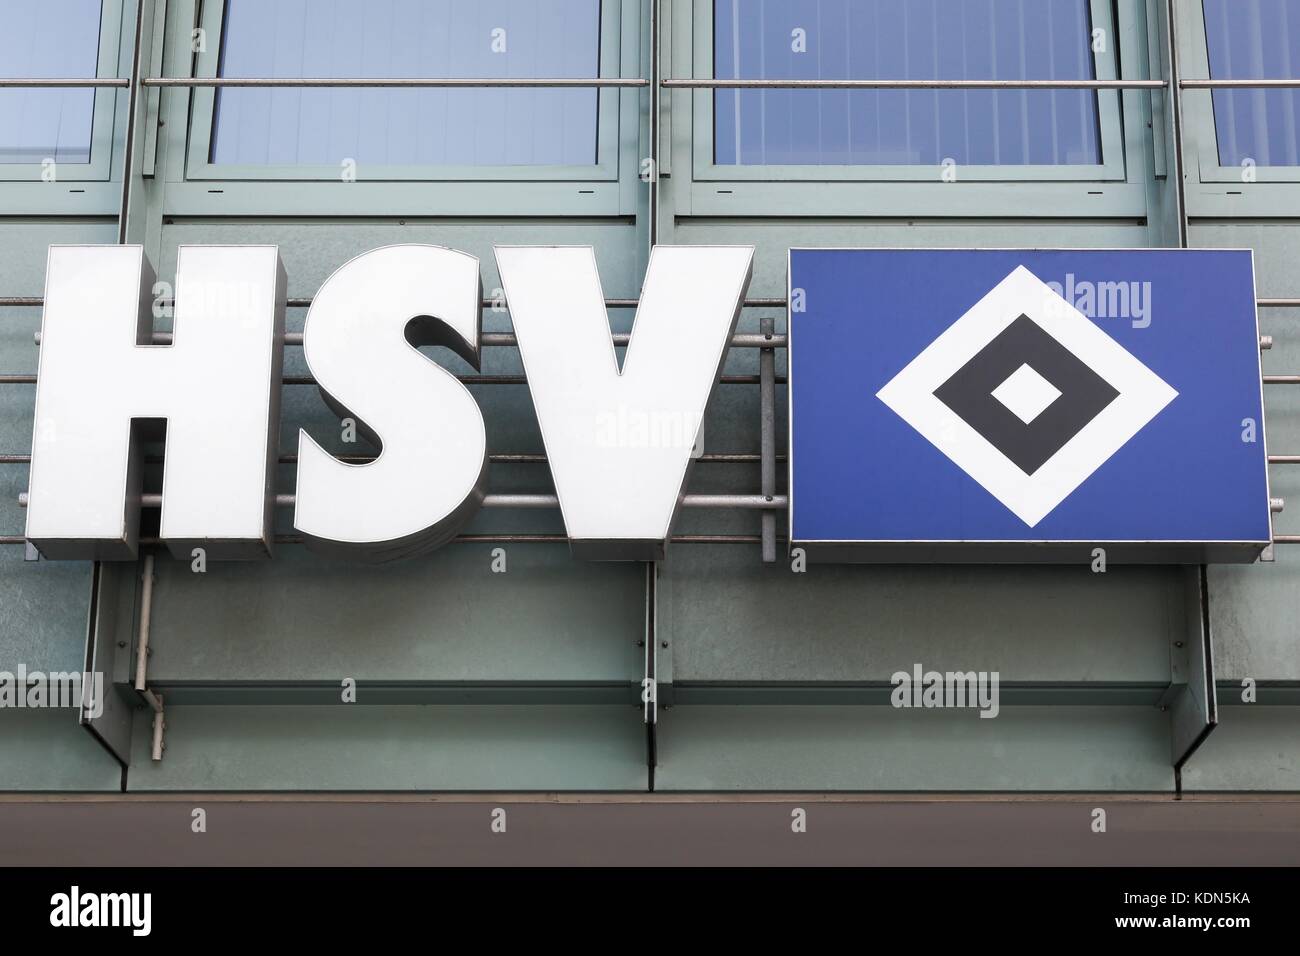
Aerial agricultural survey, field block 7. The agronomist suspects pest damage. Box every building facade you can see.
[1,0,1297,794]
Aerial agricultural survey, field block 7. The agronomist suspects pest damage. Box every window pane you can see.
[210,0,602,167]
[714,0,1101,166]
[1205,0,1300,166]
[0,0,102,164]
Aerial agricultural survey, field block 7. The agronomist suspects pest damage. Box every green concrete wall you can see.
[0,0,1295,793]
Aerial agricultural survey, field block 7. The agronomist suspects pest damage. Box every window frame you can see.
[695,0,1124,183]
[167,0,636,216]
[669,0,1154,218]
[0,0,124,190]
[1177,0,1300,218]
[1183,0,1300,183]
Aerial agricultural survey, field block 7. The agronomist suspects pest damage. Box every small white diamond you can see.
[990,363,1061,424]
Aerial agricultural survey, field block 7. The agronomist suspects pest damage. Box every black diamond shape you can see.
[932,314,1120,475]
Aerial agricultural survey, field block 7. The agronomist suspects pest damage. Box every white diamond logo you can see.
[875,266,1178,527]
[990,363,1062,424]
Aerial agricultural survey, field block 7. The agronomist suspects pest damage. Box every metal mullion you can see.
[1163,0,1215,791]
[90,0,153,767]
[1165,0,1189,248]
[648,0,661,252]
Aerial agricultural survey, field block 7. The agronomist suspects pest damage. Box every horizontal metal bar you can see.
[8,534,1297,549]
[18,325,1274,352]
[0,78,131,88]
[483,331,786,348]
[7,455,1289,470]
[15,491,787,511]
[664,78,1167,90]
[9,293,1297,311]
[19,371,1300,387]
[31,329,786,348]
[11,369,1300,387]
[1181,78,1300,89]
[0,77,1177,92]
[143,77,648,89]
[0,372,786,385]
[6,296,790,311]
[0,451,777,466]
[0,533,771,547]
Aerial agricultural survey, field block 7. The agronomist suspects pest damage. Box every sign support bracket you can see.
[642,562,658,790]
[78,561,133,775]
[131,554,166,761]
[760,316,777,563]
[1165,566,1218,795]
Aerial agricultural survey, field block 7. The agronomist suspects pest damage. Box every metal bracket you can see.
[642,562,659,789]
[1166,566,1218,792]
[140,688,165,762]
[647,0,661,254]
[78,561,135,769]
[759,316,777,563]
[132,553,166,761]
[140,0,167,178]
[642,562,658,725]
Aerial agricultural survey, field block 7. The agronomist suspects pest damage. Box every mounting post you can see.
[1165,566,1218,794]
[132,554,165,761]
[760,316,777,562]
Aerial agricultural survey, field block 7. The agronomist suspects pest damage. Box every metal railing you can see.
[146,76,648,88]
[0,77,644,88]
[0,78,130,88]
[15,491,786,512]
[1181,78,1300,88]
[663,78,1167,90]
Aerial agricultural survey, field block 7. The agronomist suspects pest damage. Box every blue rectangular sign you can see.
[788,249,1272,563]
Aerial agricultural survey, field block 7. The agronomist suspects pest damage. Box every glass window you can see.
[0,0,103,164]
[210,0,602,167]
[713,0,1102,166]
[1205,0,1300,166]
